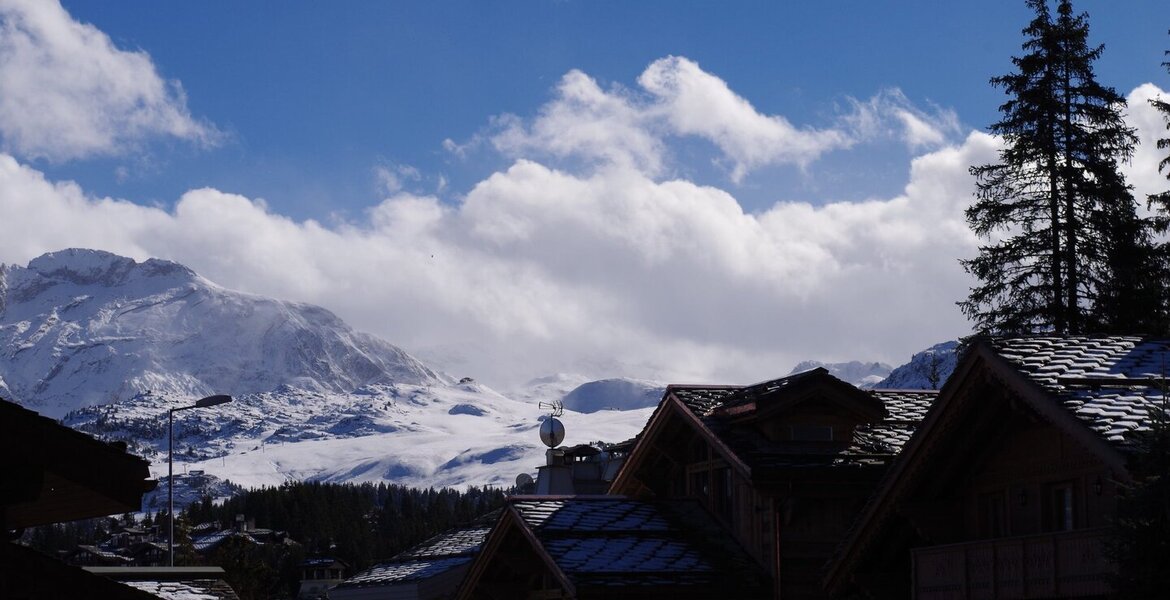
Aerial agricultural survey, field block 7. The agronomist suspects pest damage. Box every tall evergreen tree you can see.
[961,0,1150,335]
[1150,34,1170,212]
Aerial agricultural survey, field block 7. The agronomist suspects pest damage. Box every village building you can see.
[455,495,770,599]
[608,368,936,598]
[825,336,1169,599]
[297,557,350,599]
[0,397,243,599]
[451,368,935,599]
[332,518,494,600]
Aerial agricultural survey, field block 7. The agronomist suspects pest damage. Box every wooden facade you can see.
[825,336,1164,599]
[609,369,935,599]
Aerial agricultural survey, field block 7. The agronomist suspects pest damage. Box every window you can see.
[1044,482,1076,531]
[713,467,733,521]
[977,491,1007,538]
[789,424,833,441]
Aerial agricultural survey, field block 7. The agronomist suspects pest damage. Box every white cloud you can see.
[0,0,218,161]
[486,57,960,184]
[1124,83,1170,204]
[3,34,1163,390]
[0,127,997,386]
[638,56,852,181]
[842,88,962,151]
[374,163,422,196]
[491,70,665,175]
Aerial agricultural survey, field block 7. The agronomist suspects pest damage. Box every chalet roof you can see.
[489,496,767,593]
[1,398,156,529]
[823,335,1170,596]
[667,375,936,472]
[85,567,241,600]
[988,336,1170,444]
[335,523,492,588]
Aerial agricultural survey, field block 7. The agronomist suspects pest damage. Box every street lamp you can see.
[169,394,232,566]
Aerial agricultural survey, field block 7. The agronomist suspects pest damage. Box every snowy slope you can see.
[0,249,651,497]
[63,380,652,492]
[787,360,893,388]
[561,378,666,413]
[875,341,959,389]
[0,249,440,418]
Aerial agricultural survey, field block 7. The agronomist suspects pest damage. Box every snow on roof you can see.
[336,523,492,589]
[989,336,1170,444]
[667,376,936,470]
[123,580,221,600]
[503,496,764,590]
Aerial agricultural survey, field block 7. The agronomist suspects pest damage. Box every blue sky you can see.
[43,1,1170,218]
[2,1,1170,387]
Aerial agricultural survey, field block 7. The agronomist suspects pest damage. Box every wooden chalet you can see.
[825,336,1170,599]
[1,397,159,599]
[455,495,770,600]
[608,368,936,598]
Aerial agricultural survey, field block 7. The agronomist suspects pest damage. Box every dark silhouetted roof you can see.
[667,372,936,472]
[989,336,1170,444]
[502,495,767,593]
[336,521,493,589]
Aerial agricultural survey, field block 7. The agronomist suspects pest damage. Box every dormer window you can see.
[789,424,834,442]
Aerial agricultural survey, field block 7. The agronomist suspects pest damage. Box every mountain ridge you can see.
[0,248,440,417]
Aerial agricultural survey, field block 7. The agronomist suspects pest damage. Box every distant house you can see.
[191,515,293,557]
[825,336,1170,598]
[609,368,936,597]
[297,557,349,599]
[455,495,770,599]
[332,519,494,600]
[67,544,134,567]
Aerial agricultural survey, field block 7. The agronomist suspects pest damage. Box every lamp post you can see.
[169,394,232,566]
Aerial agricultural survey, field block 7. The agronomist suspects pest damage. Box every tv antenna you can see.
[537,400,566,448]
[538,400,564,418]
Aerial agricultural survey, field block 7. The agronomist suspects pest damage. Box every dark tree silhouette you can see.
[961,0,1155,335]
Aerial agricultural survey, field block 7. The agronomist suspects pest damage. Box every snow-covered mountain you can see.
[0,249,440,418]
[787,359,893,388]
[561,378,666,413]
[875,341,960,389]
[0,249,652,497]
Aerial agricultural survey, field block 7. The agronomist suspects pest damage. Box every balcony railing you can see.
[911,527,1112,599]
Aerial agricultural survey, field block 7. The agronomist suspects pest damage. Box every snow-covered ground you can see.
[64,380,653,493]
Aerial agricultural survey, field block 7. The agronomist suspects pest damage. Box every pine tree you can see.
[1150,34,1170,213]
[960,0,1150,335]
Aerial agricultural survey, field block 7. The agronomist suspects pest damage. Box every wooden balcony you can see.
[911,528,1112,599]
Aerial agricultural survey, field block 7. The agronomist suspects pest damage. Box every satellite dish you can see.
[539,417,565,448]
[515,473,534,488]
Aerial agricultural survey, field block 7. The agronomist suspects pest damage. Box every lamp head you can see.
[195,394,233,408]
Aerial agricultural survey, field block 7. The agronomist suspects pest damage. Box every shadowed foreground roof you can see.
[336,517,495,589]
[989,336,1170,444]
[1,398,156,529]
[460,495,768,598]
[666,371,937,471]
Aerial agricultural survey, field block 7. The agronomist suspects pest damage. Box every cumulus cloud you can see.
[485,56,960,184]
[3,35,1164,389]
[0,128,996,386]
[638,56,852,180]
[1125,83,1170,203]
[491,70,665,175]
[0,0,218,161]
